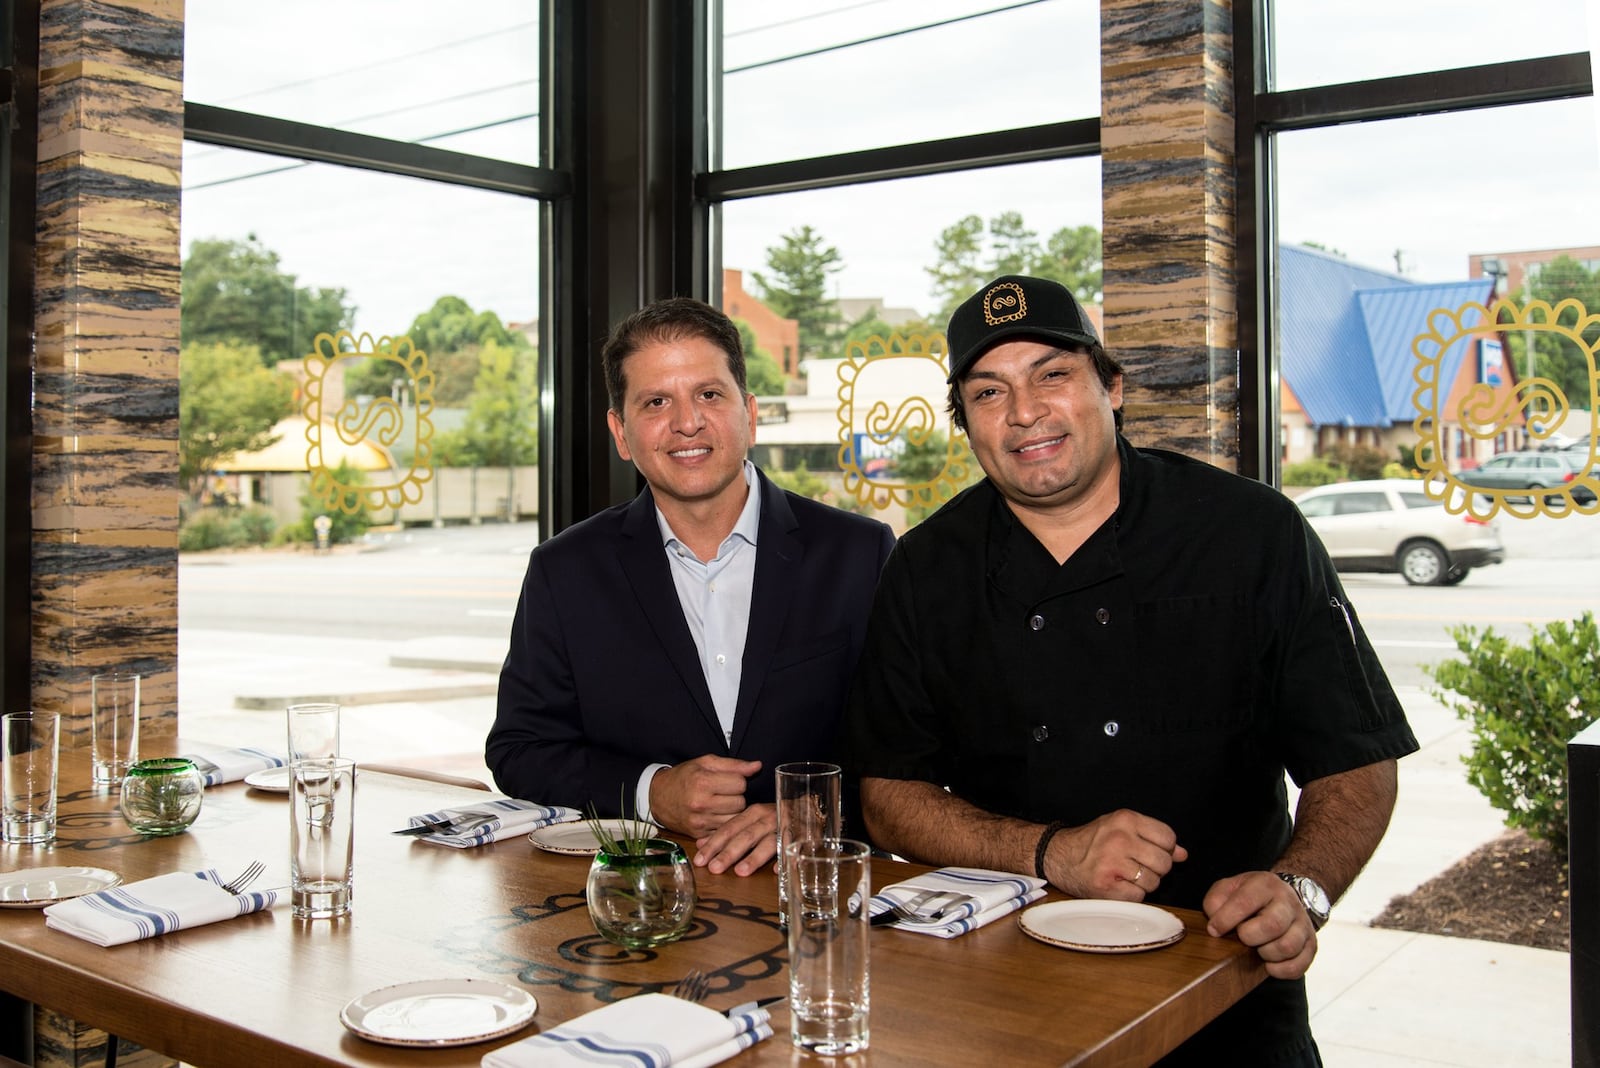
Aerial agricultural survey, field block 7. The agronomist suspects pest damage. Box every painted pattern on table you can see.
[444,892,788,1004]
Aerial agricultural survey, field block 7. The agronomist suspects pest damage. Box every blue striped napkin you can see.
[481,993,773,1068]
[180,744,287,787]
[405,799,581,848]
[869,866,1048,938]
[42,868,279,946]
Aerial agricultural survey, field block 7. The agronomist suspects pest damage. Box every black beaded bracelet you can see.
[1034,820,1067,881]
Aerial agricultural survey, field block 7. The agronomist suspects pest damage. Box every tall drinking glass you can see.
[287,702,340,763]
[2,711,60,844]
[787,837,871,1055]
[91,671,141,785]
[289,757,356,919]
[775,761,841,927]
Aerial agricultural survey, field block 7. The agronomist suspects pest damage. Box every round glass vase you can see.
[585,838,697,948]
[120,757,204,836]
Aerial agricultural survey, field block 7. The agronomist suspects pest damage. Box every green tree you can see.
[927,214,1104,322]
[897,431,984,527]
[926,215,988,325]
[178,341,297,498]
[292,461,372,545]
[431,340,539,466]
[1037,224,1104,303]
[753,226,843,360]
[988,211,1038,278]
[1513,255,1600,407]
[733,319,787,396]
[347,296,532,406]
[181,235,354,366]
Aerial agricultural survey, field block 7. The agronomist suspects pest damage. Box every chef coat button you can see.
[1103,720,1120,737]
[1095,607,1110,624]
[1032,725,1049,742]
[1029,614,1045,631]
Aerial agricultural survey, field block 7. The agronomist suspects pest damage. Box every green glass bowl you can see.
[120,757,204,836]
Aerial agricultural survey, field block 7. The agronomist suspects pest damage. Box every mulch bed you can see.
[1371,828,1569,952]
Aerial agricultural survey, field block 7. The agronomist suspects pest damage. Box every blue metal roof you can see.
[1278,245,1495,428]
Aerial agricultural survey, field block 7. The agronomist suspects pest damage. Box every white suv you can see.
[1292,479,1506,586]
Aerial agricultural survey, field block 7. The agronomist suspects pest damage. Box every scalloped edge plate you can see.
[527,819,660,856]
[0,866,123,908]
[341,978,537,1047]
[243,766,291,792]
[1018,899,1185,953]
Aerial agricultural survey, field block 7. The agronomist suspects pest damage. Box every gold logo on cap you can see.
[983,281,1027,326]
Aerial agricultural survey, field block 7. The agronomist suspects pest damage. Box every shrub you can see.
[1282,457,1345,487]
[229,506,277,546]
[178,510,231,552]
[1425,611,1599,857]
[1324,442,1390,480]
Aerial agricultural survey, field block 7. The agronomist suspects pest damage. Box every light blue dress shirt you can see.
[635,461,762,821]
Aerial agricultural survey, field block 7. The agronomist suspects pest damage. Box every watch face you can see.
[1301,878,1330,914]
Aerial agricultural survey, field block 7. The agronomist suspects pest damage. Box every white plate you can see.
[0,866,123,908]
[243,767,290,792]
[341,978,537,1047]
[527,819,660,856]
[1018,899,1186,953]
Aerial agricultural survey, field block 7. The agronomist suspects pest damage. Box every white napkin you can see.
[405,799,581,848]
[42,868,279,946]
[179,743,287,787]
[482,994,773,1068]
[868,866,1047,938]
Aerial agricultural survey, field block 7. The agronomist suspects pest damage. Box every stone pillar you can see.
[1101,0,1239,467]
[31,0,184,751]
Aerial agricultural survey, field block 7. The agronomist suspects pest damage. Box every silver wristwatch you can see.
[1276,872,1331,930]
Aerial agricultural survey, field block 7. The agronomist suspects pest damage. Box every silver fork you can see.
[669,969,711,1004]
[220,860,265,895]
[872,889,970,927]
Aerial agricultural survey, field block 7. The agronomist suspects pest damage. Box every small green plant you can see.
[584,791,659,857]
[1425,611,1599,857]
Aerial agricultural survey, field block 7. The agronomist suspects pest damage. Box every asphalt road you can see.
[178,507,1600,691]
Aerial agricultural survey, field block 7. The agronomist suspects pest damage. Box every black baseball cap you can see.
[945,274,1101,383]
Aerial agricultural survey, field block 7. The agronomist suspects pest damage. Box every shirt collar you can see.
[655,460,762,554]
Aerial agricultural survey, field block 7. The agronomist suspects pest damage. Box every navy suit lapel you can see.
[618,489,723,742]
[730,472,801,753]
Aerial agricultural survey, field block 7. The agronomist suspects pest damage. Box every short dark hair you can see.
[946,341,1125,433]
[601,297,746,415]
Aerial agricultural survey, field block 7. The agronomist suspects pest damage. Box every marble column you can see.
[1101,0,1239,468]
[32,0,183,756]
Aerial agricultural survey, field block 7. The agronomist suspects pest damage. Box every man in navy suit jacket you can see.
[488,297,895,876]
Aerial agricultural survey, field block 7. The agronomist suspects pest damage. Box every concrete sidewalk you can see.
[178,631,1573,1066]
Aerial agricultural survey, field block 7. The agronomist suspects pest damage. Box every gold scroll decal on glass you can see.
[835,330,975,510]
[1412,297,1597,520]
[301,331,436,517]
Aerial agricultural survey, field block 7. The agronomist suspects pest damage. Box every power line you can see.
[210,21,539,108]
[726,0,896,38]
[724,0,1054,75]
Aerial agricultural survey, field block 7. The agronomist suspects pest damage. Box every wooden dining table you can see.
[0,746,1264,1067]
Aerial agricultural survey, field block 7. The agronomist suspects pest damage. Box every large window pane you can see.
[720,0,1098,169]
[1270,0,1590,90]
[178,150,540,773]
[719,158,1101,532]
[1274,97,1600,543]
[184,1,541,165]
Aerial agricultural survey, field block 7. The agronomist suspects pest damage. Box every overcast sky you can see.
[181,1,1600,335]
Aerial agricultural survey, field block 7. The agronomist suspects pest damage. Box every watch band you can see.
[1276,871,1331,930]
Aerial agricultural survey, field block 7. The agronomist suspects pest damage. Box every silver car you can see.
[1293,479,1506,586]
[1458,450,1598,504]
